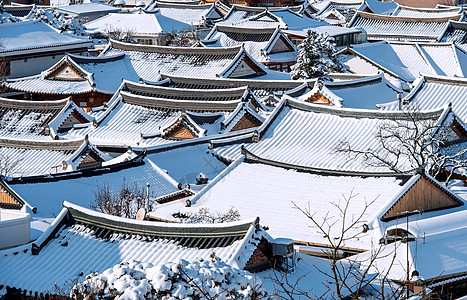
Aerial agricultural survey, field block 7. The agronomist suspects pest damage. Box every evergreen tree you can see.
[291,30,346,80]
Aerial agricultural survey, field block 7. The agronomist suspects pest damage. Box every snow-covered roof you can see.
[363,0,398,15]
[3,53,139,95]
[0,137,121,178]
[284,73,401,109]
[0,97,80,140]
[0,201,264,293]
[218,5,326,30]
[0,20,91,57]
[3,4,36,17]
[378,75,467,122]
[348,11,463,42]
[9,153,182,218]
[316,0,363,25]
[202,25,297,63]
[85,11,190,35]
[145,2,224,26]
[101,39,284,80]
[237,97,449,173]
[55,3,121,15]
[391,4,463,18]
[355,208,467,283]
[440,20,467,53]
[66,80,265,147]
[340,41,467,82]
[151,157,410,249]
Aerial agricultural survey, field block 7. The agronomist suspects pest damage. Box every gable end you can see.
[381,176,464,221]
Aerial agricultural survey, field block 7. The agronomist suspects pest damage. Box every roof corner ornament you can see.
[252,130,260,143]
[92,119,98,127]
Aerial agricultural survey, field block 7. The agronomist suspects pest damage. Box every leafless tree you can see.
[334,108,467,183]
[91,178,152,219]
[172,207,241,224]
[0,154,23,177]
[158,30,195,47]
[103,25,137,43]
[269,191,403,300]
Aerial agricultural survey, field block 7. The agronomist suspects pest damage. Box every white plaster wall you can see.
[0,209,30,249]
[10,55,65,78]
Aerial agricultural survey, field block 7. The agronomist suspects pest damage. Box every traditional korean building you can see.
[378,75,467,122]
[155,73,312,98]
[65,79,269,147]
[151,148,465,251]
[4,40,287,109]
[85,11,190,45]
[216,5,366,46]
[282,73,402,109]
[0,20,92,79]
[144,1,225,27]
[201,25,297,71]
[2,53,138,108]
[390,4,463,18]
[348,11,464,42]
[55,3,121,22]
[440,20,467,52]
[338,41,467,83]
[210,96,464,173]
[0,201,274,293]
[101,39,291,80]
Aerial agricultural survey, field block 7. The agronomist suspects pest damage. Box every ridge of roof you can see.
[355,10,463,23]
[120,91,242,111]
[242,147,413,177]
[149,1,215,9]
[395,4,462,13]
[123,79,249,98]
[109,39,242,55]
[64,200,258,232]
[284,96,445,120]
[0,97,70,110]
[160,73,309,86]
[212,24,278,34]
[0,137,86,151]
[67,52,126,64]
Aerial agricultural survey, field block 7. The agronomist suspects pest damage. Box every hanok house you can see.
[348,11,464,43]
[54,3,121,23]
[0,201,280,294]
[378,75,467,122]
[152,100,467,253]
[282,73,402,109]
[2,53,139,109]
[0,20,92,79]
[393,0,467,8]
[0,136,140,178]
[155,72,313,99]
[355,206,467,299]
[100,39,290,80]
[314,0,365,26]
[440,20,467,53]
[144,1,225,28]
[0,96,94,141]
[85,11,190,46]
[209,96,463,174]
[338,41,467,83]
[201,25,297,72]
[66,79,268,147]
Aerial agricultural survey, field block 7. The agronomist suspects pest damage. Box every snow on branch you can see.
[70,257,270,299]
[290,30,347,81]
